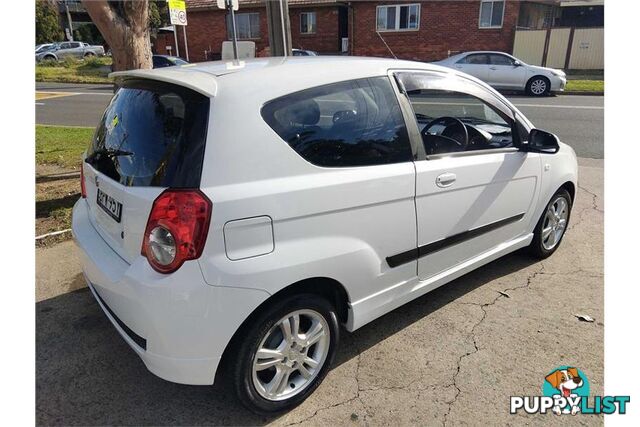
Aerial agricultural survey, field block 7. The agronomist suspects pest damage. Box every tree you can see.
[36,0,64,44]
[82,0,152,71]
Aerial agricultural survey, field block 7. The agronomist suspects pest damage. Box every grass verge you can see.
[565,80,604,93]
[36,125,93,243]
[35,56,112,84]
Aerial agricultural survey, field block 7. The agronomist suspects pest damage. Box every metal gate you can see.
[513,27,603,70]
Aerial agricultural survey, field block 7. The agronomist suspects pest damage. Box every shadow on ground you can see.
[36,252,537,426]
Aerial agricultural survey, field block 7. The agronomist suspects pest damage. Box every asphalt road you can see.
[36,159,603,426]
[36,82,604,159]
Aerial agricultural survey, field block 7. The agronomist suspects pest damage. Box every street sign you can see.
[217,0,239,11]
[169,0,188,26]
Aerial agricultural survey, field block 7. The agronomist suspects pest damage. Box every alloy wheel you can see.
[251,309,330,401]
[531,79,547,95]
[542,196,569,250]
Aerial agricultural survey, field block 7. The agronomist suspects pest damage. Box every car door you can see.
[56,42,72,58]
[393,71,541,280]
[452,53,490,82]
[487,54,527,89]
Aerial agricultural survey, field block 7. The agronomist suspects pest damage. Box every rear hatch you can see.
[82,78,210,263]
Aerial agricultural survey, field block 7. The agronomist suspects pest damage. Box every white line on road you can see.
[36,102,45,106]
[512,103,603,110]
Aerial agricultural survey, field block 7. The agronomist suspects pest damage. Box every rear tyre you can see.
[529,188,572,258]
[526,76,551,96]
[232,294,339,414]
[84,52,95,58]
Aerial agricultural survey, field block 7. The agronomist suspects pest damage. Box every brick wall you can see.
[349,0,520,62]
[290,7,341,53]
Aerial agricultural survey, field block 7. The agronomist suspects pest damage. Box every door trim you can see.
[386,212,525,268]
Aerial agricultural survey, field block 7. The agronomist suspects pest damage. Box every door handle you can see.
[489,66,497,70]
[436,173,457,188]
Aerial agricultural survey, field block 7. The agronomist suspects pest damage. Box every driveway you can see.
[36,158,603,426]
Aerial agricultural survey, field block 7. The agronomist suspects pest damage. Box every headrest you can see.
[286,99,321,125]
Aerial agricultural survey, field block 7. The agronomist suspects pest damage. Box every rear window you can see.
[86,80,209,187]
[261,77,412,167]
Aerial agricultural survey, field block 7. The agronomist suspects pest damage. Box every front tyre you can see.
[232,294,339,414]
[526,76,551,97]
[529,188,572,258]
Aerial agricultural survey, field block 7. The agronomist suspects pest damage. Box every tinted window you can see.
[262,77,412,167]
[490,54,514,65]
[461,54,489,65]
[406,89,514,155]
[86,80,209,187]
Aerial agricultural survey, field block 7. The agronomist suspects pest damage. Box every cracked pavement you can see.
[36,159,603,426]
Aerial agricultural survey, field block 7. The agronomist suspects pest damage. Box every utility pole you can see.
[265,0,292,57]
[64,0,74,41]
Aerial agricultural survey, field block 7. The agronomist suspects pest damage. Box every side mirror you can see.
[513,60,522,67]
[526,129,560,154]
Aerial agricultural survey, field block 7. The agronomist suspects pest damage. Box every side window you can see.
[59,43,70,49]
[262,77,413,167]
[405,89,515,155]
[490,54,514,66]
[70,42,81,48]
[463,54,490,65]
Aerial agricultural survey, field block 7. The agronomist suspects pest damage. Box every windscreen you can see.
[85,79,209,187]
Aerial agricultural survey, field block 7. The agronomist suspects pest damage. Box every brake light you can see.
[141,189,212,274]
[80,162,87,198]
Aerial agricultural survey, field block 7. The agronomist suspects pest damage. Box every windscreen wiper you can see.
[85,148,133,164]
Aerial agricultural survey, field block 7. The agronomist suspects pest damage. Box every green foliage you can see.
[73,23,105,46]
[36,0,64,44]
[149,0,170,30]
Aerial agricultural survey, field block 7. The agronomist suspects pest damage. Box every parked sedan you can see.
[435,51,566,96]
[152,54,189,68]
[36,41,105,62]
[73,57,577,413]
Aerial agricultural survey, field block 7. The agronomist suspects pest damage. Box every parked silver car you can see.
[36,41,105,62]
[435,51,567,96]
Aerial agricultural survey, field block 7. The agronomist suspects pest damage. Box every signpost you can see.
[168,0,189,60]
[217,0,240,61]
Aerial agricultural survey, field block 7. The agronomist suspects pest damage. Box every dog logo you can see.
[543,366,589,415]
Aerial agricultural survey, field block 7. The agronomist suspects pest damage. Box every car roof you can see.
[111,56,456,98]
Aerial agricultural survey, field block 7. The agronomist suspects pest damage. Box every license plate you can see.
[97,188,122,223]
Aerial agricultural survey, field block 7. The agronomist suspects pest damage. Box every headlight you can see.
[551,70,566,77]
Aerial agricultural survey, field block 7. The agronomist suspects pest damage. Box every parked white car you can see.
[435,51,567,96]
[72,57,577,413]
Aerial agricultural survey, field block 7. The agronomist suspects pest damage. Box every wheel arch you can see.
[560,180,576,202]
[215,276,351,382]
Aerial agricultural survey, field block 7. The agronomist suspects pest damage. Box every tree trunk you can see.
[82,0,152,71]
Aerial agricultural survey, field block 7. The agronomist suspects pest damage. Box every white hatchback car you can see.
[435,51,567,96]
[72,57,577,413]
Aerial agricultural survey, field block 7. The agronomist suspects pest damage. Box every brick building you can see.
[157,0,523,63]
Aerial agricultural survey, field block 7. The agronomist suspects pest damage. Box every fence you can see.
[513,27,603,70]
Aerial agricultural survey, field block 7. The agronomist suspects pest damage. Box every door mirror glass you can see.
[513,60,521,67]
[528,129,559,153]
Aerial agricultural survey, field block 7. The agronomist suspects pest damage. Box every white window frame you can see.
[300,12,317,34]
[227,12,261,40]
[478,0,505,29]
[376,4,421,32]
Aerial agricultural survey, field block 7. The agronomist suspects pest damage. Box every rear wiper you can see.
[85,148,133,163]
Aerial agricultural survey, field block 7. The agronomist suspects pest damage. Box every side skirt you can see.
[346,233,534,331]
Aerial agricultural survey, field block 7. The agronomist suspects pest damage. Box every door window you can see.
[405,89,515,155]
[459,54,490,65]
[261,77,412,167]
[489,54,514,66]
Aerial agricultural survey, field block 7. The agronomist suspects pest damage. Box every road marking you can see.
[410,100,603,110]
[513,103,603,110]
[35,91,78,100]
[36,102,45,106]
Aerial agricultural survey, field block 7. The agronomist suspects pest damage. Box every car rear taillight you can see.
[80,162,87,198]
[141,189,212,274]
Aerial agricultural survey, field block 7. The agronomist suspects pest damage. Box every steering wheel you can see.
[421,116,469,155]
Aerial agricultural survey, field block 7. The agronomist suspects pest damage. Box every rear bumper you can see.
[72,199,269,385]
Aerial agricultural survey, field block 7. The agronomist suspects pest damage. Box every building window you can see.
[226,12,260,39]
[300,12,316,34]
[479,0,505,28]
[376,4,420,32]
